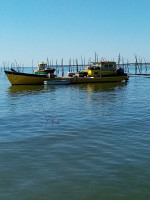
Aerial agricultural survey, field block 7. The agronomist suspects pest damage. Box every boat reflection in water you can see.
[72,82,128,105]
[9,85,43,93]
[70,81,128,94]
[8,81,127,96]
[8,84,56,97]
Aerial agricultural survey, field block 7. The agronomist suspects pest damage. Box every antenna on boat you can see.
[95,52,97,62]
[47,57,49,68]
[52,59,53,68]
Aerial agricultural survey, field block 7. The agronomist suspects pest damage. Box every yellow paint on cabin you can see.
[83,61,117,77]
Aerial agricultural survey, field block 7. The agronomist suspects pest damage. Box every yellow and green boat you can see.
[5,61,128,85]
[4,62,56,85]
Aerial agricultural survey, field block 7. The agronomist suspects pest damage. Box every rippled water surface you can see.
[0,69,150,200]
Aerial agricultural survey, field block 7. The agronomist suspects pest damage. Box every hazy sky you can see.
[0,0,150,66]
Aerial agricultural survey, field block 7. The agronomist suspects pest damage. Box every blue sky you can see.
[0,0,150,66]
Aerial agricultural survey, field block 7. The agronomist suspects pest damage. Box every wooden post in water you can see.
[3,61,6,71]
[122,57,124,71]
[73,59,74,72]
[127,59,129,73]
[32,59,34,73]
[97,53,99,62]
[144,59,147,72]
[69,58,71,72]
[56,59,58,76]
[76,59,78,72]
[52,59,53,68]
[138,58,141,73]
[118,53,121,69]
[81,55,83,71]
[61,58,64,77]
[139,58,142,74]
[70,58,72,72]
[134,55,138,74]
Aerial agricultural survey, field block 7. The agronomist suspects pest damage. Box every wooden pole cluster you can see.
[1,53,150,76]
[0,60,24,73]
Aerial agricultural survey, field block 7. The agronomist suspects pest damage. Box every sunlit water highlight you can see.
[0,68,150,200]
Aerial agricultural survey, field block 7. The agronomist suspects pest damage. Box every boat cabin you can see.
[38,62,47,71]
[35,62,55,77]
[83,61,117,77]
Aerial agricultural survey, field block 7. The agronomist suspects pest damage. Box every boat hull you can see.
[5,71,50,85]
[70,75,128,84]
[5,71,128,85]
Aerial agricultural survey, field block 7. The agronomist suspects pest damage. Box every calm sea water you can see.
[0,67,150,200]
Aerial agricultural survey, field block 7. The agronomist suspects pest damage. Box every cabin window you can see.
[102,64,116,71]
[109,65,114,71]
[92,64,101,68]
[102,65,109,71]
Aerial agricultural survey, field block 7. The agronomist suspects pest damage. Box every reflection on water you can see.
[71,82,127,94]
[8,85,54,96]
[9,85,44,92]
[8,82,128,96]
